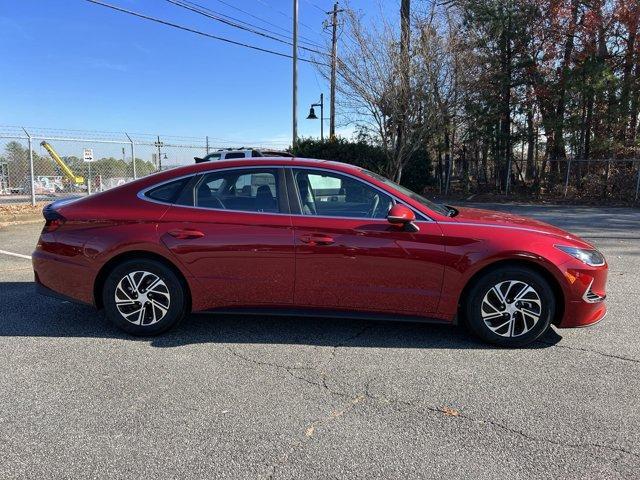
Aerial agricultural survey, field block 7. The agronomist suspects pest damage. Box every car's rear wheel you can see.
[464,266,555,347]
[102,259,187,335]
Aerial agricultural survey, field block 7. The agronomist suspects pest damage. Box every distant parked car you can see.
[33,176,63,195]
[33,157,608,347]
[259,150,294,158]
[194,148,263,163]
[194,148,293,163]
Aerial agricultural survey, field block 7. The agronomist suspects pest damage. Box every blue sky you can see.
[0,0,380,147]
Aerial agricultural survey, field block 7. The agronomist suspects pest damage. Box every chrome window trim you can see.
[137,164,434,223]
[137,167,289,216]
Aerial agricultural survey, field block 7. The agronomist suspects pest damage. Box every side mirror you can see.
[387,204,419,232]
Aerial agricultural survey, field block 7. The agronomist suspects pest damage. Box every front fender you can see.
[435,223,573,318]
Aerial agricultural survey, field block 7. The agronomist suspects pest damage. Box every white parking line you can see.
[0,249,32,260]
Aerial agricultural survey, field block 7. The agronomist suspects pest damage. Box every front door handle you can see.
[168,228,205,240]
[300,234,334,246]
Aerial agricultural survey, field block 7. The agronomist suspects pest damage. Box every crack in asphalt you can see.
[264,395,366,480]
[360,386,640,461]
[223,346,318,372]
[316,324,373,394]
[536,340,640,365]
[223,328,639,479]
[224,326,373,479]
[463,414,640,460]
[223,346,352,398]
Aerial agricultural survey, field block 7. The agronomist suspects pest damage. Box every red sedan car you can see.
[33,158,607,347]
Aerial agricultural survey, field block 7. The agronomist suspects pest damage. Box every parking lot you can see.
[0,203,638,479]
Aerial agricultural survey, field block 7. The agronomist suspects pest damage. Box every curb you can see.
[0,216,44,229]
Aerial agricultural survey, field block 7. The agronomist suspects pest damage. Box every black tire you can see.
[102,258,187,336]
[463,266,555,347]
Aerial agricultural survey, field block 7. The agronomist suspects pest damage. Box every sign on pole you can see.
[83,148,94,162]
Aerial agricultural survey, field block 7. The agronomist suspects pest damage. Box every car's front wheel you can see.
[102,258,187,335]
[464,266,555,347]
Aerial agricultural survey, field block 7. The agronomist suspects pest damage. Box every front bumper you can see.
[557,262,608,328]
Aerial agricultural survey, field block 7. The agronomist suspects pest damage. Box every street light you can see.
[306,93,324,141]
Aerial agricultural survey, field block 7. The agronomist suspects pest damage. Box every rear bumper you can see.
[32,250,95,306]
[35,279,92,307]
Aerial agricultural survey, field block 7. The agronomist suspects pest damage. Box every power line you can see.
[179,0,324,49]
[303,0,329,14]
[81,0,329,66]
[254,0,325,37]
[210,0,322,46]
[167,0,326,56]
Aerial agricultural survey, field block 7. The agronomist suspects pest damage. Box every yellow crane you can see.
[40,141,84,184]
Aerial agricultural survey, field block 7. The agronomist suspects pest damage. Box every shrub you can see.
[291,138,432,192]
[291,137,387,173]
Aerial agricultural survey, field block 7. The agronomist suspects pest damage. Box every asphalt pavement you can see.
[0,203,638,479]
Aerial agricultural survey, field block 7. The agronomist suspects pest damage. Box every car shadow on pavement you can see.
[0,282,563,350]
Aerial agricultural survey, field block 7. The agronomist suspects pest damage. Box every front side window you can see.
[360,169,449,217]
[293,169,393,219]
[196,168,280,213]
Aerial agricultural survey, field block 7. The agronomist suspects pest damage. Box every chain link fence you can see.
[2,126,639,205]
[438,156,640,203]
[0,126,287,205]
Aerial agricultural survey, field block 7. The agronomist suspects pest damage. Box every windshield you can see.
[360,169,452,217]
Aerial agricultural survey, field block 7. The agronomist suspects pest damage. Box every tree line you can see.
[314,0,640,201]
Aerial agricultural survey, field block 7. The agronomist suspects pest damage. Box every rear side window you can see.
[145,178,188,203]
[196,168,281,213]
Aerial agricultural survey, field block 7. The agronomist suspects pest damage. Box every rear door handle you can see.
[300,234,334,246]
[168,228,205,240]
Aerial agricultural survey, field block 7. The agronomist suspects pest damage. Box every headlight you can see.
[555,245,605,266]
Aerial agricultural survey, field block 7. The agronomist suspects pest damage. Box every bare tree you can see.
[330,6,432,182]
[413,5,466,193]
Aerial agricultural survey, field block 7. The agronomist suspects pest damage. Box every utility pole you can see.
[395,0,410,181]
[292,0,298,148]
[125,132,136,180]
[320,92,324,141]
[400,0,410,89]
[155,135,164,171]
[329,2,343,140]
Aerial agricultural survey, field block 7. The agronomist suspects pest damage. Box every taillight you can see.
[43,217,65,233]
[42,204,66,233]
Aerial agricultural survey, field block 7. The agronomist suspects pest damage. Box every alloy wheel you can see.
[114,270,171,326]
[481,280,542,338]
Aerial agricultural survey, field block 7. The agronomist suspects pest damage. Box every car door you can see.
[159,167,295,310]
[288,167,446,316]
